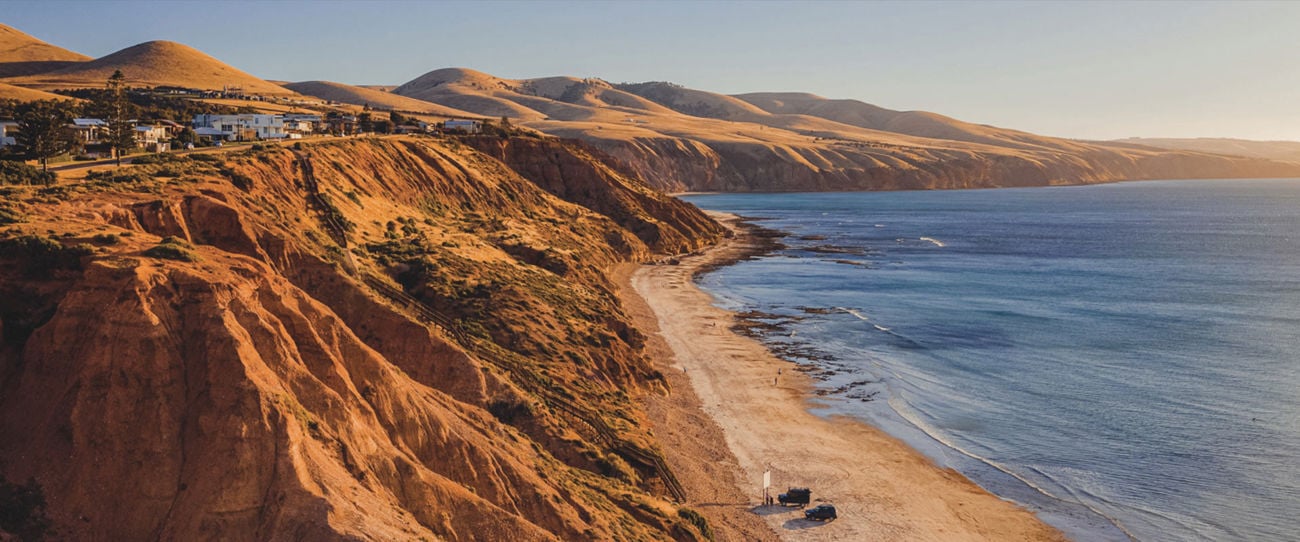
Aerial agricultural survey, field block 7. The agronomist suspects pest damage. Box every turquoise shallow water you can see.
[683,179,1300,542]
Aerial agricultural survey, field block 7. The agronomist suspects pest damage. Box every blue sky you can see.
[5,0,1298,141]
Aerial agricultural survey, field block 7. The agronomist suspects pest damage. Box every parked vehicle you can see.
[804,504,838,521]
[778,487,811,507]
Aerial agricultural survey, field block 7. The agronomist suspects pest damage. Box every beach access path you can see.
[620,211,1066,541]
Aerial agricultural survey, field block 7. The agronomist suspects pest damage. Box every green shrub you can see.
[0,161,55,186]
[130,153,188,166]
[0,234,93,274]
[85,169,151,184]
[223,169,254,190]
[677,508,713,540]
[92,233,120,245]
[143,236,197,261]
[0,475,52,542]
[0,207,23,225]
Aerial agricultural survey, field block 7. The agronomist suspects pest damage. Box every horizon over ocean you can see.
[683,178,1300,542]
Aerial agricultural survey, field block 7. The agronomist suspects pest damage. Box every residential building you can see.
[192,114,286,141]
[283,114,321,135]
[134,125,170,152]
[71,118,107,143]
[0,120,16,148]
[444,119,481,134]
[324,114,359,136]
[155,119,184,138]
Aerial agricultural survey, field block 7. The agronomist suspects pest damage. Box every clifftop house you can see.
[192,114,287,141]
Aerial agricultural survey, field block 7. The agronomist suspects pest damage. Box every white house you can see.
[134,125,170,152]
[192,114,286,141]
[282,114,321,135]
[0,120,17,148]
[134,125,167,144]
[444,119,481,134]
[71,118,108,143]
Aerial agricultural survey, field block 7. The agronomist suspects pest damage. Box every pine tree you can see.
[15,100,78,173]
[103,70,137,166]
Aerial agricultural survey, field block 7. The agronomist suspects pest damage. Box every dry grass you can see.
[283,80,479,117]
[0,23,92,78]
[0,81,73,101]
[6,40,295,95]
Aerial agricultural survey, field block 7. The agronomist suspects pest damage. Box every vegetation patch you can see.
[0,475,52,542]
[143,236,197,262]
[677,507,713,541]
[92,233,121,245]
[0,161,56,186]
[85,168,153,184]
[0,234,94,275]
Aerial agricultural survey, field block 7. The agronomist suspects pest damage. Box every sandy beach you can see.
[620,212,1067,542]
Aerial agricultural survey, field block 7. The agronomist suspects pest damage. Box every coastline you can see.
[619,211,1067,541]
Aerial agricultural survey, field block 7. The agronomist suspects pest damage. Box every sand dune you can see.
[6,40,294,95]
[0,23,91,78]
[282,80,479,117]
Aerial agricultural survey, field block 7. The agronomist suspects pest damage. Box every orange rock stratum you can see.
[0,136,726,541]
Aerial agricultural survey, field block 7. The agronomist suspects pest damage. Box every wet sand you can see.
[621,212,1067,541]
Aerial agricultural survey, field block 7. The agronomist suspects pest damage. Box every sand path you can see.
[624,213,1066,541]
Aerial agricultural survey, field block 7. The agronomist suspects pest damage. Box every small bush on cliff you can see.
[92,233,120,245]
[85,168,151,184]
[0,234,93,275]
[487,397,534,425]
[0,475,52,542]
[677,507,713,541]
[129,153,188,166]
[0,205,23,225]
[143,236,197,262]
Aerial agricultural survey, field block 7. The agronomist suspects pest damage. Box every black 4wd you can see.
[778,487,811,507]
[804,504,837,521]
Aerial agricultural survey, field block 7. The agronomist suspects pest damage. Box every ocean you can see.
[682,179,1300,542]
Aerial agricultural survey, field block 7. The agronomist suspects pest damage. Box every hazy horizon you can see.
[4,0,1298,142]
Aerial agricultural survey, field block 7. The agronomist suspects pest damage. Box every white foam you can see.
[920,236,946,247]
[836,307,871,321]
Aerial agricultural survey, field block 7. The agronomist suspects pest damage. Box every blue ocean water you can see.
[682,179,1300,542]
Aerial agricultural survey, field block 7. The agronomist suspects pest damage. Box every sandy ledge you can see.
[618,212,1067,542]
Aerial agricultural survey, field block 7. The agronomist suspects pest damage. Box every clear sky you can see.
[5,0,1298,141]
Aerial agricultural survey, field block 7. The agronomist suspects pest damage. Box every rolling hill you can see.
[0,23,91,78]
[392,68,1300,192]
[4,40,294,95]
[0,80,74,102]
[1111,138,1300,164]
[282,80,479,118]
[1,23,1296,193]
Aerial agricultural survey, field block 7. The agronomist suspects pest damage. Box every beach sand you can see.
[618,212,1067,541]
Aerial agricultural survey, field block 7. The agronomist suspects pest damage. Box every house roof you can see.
[72,118,107,127]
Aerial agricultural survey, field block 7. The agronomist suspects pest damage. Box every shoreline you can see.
[620,211,1066,541]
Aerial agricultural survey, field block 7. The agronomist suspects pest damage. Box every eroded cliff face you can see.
[576,134,1300,193]
[0,136,723,541]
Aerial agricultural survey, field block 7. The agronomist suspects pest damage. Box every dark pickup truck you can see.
[778,487,811,507]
